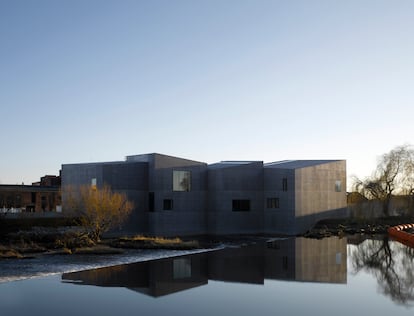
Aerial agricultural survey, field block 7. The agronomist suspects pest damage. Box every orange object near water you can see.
[388,224,414,248]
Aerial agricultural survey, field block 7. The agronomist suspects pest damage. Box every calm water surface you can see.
[1,236,413,316]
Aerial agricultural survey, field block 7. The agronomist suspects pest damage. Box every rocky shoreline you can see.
[303,216,414,239]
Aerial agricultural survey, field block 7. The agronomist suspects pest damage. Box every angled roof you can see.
[264,160,343,169]
[126,153,205,165]
[208,161,263,170]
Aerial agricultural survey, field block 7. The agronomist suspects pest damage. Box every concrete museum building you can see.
[61,153,347,236]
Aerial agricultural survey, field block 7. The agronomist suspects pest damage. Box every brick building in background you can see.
[0,175,61,213]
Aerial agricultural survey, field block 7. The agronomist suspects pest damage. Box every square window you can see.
[163,199,173,210]
[173,171,191,192]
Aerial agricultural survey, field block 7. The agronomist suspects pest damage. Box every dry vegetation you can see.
[0,228,202,259]
[107,235,200,250]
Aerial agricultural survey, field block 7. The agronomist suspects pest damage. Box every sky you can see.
[1,0,414,188]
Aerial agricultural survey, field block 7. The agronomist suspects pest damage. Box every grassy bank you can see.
[0,231,202,259]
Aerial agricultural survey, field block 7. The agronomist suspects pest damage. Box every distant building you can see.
[0,175,61,214]
[61,153,348,236]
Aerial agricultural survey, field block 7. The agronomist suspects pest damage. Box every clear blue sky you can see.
[1,0,414,188]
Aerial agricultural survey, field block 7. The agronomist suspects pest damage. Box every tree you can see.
[352,145,414,216]
[351,237,414,306]
[65,185,133,242]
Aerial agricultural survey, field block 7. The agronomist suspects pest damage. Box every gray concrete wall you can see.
[264,168,296,235]
[61,162,105,188]
[207,162,264,235]
[294,161,348,233]
[146,155,208,236]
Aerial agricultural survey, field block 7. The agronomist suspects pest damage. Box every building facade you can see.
[61,153,348,236]
[0,175,61,214]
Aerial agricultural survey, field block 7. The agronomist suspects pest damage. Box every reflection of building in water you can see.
[63,254,208,297]
[265,237,347,284]
[294,237,346,283]
[208,244,265,284]
[62,237,347,297]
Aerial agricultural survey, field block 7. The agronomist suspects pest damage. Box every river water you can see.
[1,236,413,316]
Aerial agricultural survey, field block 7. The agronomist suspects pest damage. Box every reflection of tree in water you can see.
[351,236,414,306]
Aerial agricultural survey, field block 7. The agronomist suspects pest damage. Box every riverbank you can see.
[2,215,414,259]
[303,216,414,238]
[0,227,202,259]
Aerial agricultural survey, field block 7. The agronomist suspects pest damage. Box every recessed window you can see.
[232,199,250,212]
[335,180,342,192]
[336,252,342,265]
[31,192,36,203]
[173,171,191,192]
[163,199,173,210]
[267,198,280,209]
[148,192,154,212]
[283,256,288,270]
[282,178,288,191]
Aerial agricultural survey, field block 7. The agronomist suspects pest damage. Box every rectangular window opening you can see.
[335,180,342,192]
[148,192,154,212]
[232,199,250,212]
[267,198,280,209]
[31,192,36,204]
[173,171,191,192]
[282,178,288,191]
[283,256,288,270]
[163,199,173,210]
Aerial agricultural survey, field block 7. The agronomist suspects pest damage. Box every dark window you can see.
[163,199,173,210]
[267,241,281,249]
[283,256,288,270]
[148,192,154,212]
[267,198,280,209]
[6,195,13,208]
[31,192,37,203]
[282,178,288,191]
[15,195,22,208]
[232,199,250,212]
[41,196,47,211]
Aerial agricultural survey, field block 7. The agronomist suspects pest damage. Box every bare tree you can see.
[65,185,133,242]
[351,237,414,306]
[353,145,414,216]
